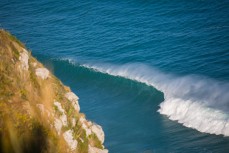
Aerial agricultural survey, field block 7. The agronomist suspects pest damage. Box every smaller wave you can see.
[61,58,229,136]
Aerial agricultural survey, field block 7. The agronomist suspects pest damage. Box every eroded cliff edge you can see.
[0,29,108,153]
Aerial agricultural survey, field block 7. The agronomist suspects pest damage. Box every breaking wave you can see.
[64,58,229,136]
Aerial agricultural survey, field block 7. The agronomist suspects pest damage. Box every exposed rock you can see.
[88,145,108,153]
[83,122,92,136]
[79,116,105,143]
[54,118,63,135]
[35,68,49,80]
[19,49,29,70]
[91,123,105,143]
[79,117,92,136]
[63,130,78,151]
[54,101,68,126]
[65,92,80,112]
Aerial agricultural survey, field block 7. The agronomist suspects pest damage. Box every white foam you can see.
[78,62,229,136]
[159,98,229,136]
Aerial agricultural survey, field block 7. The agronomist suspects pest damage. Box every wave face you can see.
[66,60,229,136]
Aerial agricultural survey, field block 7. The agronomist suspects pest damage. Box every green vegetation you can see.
[29,61,40,89]
[20,89,27,100]
[75,126,89,153]
[89,133,103,149]
[53,105,63,116]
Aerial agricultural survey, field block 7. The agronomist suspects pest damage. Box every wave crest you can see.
[63,58,229,136]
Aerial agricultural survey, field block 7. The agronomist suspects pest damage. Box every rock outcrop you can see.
[0,29,108,153]
[35,68,50,80]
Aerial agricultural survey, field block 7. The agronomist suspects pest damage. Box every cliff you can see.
[0,29,108,153]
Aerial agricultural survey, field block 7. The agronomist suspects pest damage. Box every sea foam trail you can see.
[65,59,229,136]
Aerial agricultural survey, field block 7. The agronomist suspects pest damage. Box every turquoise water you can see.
[1,0,229,152]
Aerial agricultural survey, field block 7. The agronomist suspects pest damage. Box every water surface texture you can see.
[1,0,229,152]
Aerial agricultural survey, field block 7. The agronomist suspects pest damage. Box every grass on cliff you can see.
[0,29,56,153]
[0,29,104,153]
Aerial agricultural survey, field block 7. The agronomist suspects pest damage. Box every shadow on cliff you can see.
[0,122,48,153]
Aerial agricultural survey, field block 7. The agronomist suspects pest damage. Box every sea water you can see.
[1,0,229,152]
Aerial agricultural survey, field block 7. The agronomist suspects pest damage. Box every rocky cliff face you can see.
[0,29,108,153]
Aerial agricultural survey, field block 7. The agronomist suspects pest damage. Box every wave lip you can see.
[61,58,229,137]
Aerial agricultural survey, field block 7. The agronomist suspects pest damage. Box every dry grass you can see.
[0,29,104,153]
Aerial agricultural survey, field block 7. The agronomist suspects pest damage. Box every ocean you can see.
[1,0,229,152]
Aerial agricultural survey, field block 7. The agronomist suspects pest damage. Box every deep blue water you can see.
[1,0,229,152]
